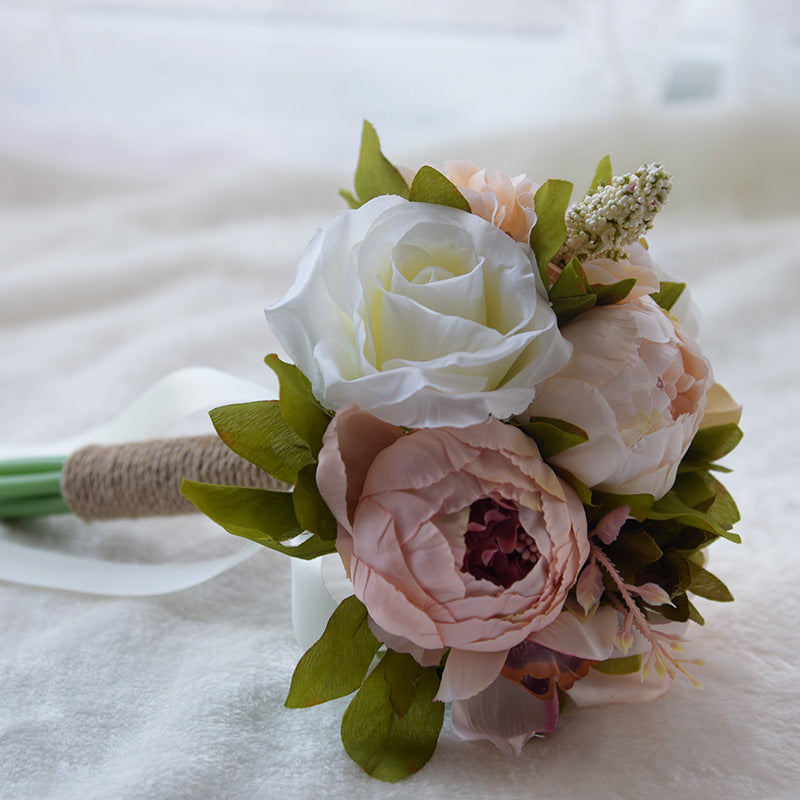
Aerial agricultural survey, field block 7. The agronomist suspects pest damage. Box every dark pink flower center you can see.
[461,496,540,589]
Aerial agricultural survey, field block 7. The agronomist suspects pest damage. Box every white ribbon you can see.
[0,367,276,596]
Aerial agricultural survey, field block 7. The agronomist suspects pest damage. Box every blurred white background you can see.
[1,0,798,175]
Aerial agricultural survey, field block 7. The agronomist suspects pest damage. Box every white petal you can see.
[567,666,672,707]
[528,606,618,660]
[450,676,559,756]
[435,648,509,702]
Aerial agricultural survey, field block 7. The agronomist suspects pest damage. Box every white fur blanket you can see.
[2,110,799,799]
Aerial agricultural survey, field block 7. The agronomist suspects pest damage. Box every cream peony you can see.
[266,195,570,428]
[444,160,538,243]
[526,296,712,499]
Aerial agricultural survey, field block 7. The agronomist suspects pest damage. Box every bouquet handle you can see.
[61,435,287,520]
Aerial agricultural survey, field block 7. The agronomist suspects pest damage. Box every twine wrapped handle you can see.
[61,436,288,521]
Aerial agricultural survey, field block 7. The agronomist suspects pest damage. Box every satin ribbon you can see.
[0,367,276,596]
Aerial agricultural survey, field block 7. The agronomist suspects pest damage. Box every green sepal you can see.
[520,416,589,458]
[407,165,470,212]
[348,120,410,206]
[293,463,338,541]
[588,155,613,194]
[264,354,332,457]
[684,423,743,466]
[551,294,597,325]
[592,278,636,306]
[530,178,573,285]
[590,653,642,676]
[549,258,589,299]
[688,561,734,602]
[341,650,444,783]
[548,259,635,323]
[210,400,313,484]
[285,595,381,708]
[553,467,593,506]
[650,281,686,311]
[180,480,301,542]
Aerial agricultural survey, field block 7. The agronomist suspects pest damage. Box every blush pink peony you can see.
[444,160,538,243]
[526,295,713,499]
[316,406,589,664]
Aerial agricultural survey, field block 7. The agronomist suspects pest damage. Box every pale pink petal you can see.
[575,560,604,615]
[317,405,404,529]
[591,505,630,545]
[367,618,446,668]
[634,582,674,607]
[450,676,559,756]
[567,666,672,707]
[436,648,509,702]
[528,606,618,660]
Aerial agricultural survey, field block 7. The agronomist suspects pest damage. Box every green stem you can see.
[0,472,63,501]
[0,495,70,519]
[0,456,66,476]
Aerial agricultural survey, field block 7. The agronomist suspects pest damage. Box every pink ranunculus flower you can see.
[316,406,589,700]
[444,160,538,243]
[526,295,713,499]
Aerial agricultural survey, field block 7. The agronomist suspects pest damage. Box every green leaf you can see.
[549,258,589,299]
[648,493,741,543]
[529,178,573,285]
[688,561,734,602]
[687,598,706,625]
[259,535,337,560]
[293,463,338,541]
[407,165,470,212]
[685,423,743,465]
[210,400,313,484]
[612,528,663,565]
[339,188,360,209]
[588,155,613,194]
[341,650,444,783]
[591,653,642,675]
[551,294,597,325]
[383,649,428,716]
[521,416,589,458]
[180,480,301,542]
[352,120,410,205]
[591,491,654,522]
[657,591,691,623]
[705,477,740,531]
[592,278,636,306]
[285,595,381,708]
[650,281,686,311]
[264,354,332,457]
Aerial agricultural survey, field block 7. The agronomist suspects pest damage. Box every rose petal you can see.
[450,676,559,756]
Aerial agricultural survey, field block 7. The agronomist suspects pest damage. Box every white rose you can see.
[266,195,571,428]
[526,296,712,499]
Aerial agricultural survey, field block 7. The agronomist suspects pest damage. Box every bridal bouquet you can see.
[179,123,742,781]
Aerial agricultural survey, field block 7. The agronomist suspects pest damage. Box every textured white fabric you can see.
[2,108,799,799]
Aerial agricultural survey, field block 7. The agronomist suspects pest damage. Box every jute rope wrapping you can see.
[61,436,289,520]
